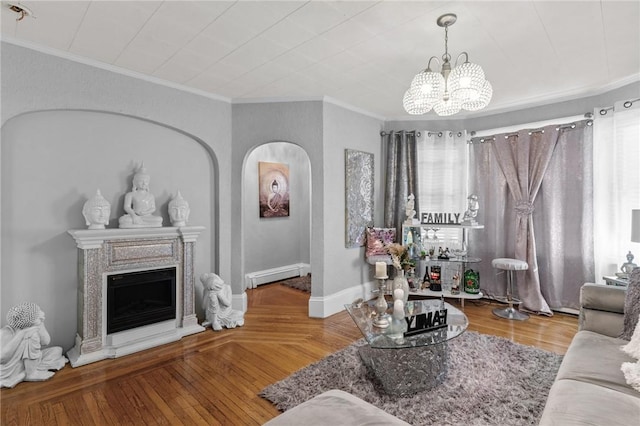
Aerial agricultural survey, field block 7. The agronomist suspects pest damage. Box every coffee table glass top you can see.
[345,299,468,349]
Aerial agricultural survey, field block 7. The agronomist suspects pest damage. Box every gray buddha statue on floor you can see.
[119,163,163,228]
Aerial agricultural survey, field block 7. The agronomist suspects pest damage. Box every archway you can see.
[241,141,312,295]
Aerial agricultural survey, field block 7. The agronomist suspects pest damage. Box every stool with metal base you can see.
[492,258,529,321]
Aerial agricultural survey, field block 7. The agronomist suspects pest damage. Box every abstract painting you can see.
[345,149,374,247]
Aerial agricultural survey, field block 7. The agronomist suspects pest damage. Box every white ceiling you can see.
[2,1,639,119]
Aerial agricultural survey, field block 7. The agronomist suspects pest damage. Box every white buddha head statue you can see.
[82,189,111,229]
[168,191,190,227]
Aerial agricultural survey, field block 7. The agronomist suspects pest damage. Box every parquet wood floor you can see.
[0,283,578,425]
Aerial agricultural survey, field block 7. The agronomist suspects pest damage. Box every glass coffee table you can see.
[345,299,468,395]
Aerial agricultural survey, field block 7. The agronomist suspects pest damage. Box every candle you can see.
[375,261,388,279]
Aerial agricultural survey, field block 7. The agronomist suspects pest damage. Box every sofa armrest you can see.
[578,283,626,337]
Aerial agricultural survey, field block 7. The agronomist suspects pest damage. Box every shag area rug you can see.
[279,274,311,293]
[260,331,563,425]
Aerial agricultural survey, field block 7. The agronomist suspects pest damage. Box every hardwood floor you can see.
[1,283,578,426]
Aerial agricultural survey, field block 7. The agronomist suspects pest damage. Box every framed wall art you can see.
[259,161,290,218]
[345,149,374,247]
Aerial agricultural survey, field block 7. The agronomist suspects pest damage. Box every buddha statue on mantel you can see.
[82,189,111,229]
[118,163,163,228]
[168,191,190,227]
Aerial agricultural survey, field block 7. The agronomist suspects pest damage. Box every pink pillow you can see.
[366,227,396,257]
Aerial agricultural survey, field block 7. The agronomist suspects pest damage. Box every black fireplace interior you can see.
[107,267,177,334]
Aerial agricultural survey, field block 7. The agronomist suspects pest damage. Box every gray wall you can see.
[322,102,385,296]
[232,101,385,300]
[243,142,311,275]
[232,102,325,296]
[1,42,232,349]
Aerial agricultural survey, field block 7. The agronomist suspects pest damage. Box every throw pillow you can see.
[621,360,640,393]
[620,267,640,341]
[365,227,396,258]
[621,313,640,359]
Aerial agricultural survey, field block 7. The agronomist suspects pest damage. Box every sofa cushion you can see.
[621,267,640,340]
[365,227,396,257]
[539,379,640,426]
[263,389,410,426]
[555,330,638,397]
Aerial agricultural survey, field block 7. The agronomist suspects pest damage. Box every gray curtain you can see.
[383,131,419,235]
[469,120,594,313]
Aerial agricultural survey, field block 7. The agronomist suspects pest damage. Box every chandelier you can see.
[403,13,492,116]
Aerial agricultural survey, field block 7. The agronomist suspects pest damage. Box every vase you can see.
[392,269,410,305]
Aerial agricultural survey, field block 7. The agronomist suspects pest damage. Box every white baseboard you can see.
[308,280,377,318]
[232,291,248,313]
[245,263,311,289]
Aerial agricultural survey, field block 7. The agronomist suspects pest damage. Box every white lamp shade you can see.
[462,80,493,111]
[632,209,640,243]
[409,70,445,105]
[433,95,461,116]
[449,62,485,102]
[403,88,432,115]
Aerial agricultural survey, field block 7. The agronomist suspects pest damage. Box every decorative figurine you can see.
[388,298,408,339]
[620,251,638,277]
[118,163,163,228]
[451,272,461,295]
[461,194,479,225]
[405,193,417,224]
[200,273,245,331]
[168,191,190,227]
[82,189,111,229]
[0,302,68,388]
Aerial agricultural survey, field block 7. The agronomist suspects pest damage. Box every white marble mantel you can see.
[67,226,205,367]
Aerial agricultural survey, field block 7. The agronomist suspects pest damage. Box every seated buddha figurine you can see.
[0,302,68,388]
[118,164,163,228]
[200,273,245,331]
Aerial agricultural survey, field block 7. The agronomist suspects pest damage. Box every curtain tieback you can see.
[515,201,535,217]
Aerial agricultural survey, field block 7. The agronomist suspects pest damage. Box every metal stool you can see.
[492,258,529,321]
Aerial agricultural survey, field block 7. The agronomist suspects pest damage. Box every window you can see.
[416,131,468,251]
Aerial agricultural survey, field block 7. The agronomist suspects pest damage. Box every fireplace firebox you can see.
[107,267,177,334]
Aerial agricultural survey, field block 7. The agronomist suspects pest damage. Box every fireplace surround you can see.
[67,226,205,367]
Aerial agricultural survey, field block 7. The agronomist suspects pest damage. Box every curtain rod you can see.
[467,115,594,144]
[598,97,640,116]
[380,130,422,137]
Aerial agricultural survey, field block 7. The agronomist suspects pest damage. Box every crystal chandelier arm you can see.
[455,52,470,66]
[425,56,441,72]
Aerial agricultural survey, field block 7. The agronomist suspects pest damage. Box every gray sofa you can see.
[263,389,409,426]
[539,282,640,425]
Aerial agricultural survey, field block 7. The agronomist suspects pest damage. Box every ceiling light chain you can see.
[403,13,492,116]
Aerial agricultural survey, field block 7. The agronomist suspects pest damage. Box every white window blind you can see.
[415,130,469,252]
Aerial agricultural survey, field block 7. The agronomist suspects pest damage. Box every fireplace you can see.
[67,227,205,367]
[107,267,177,334]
